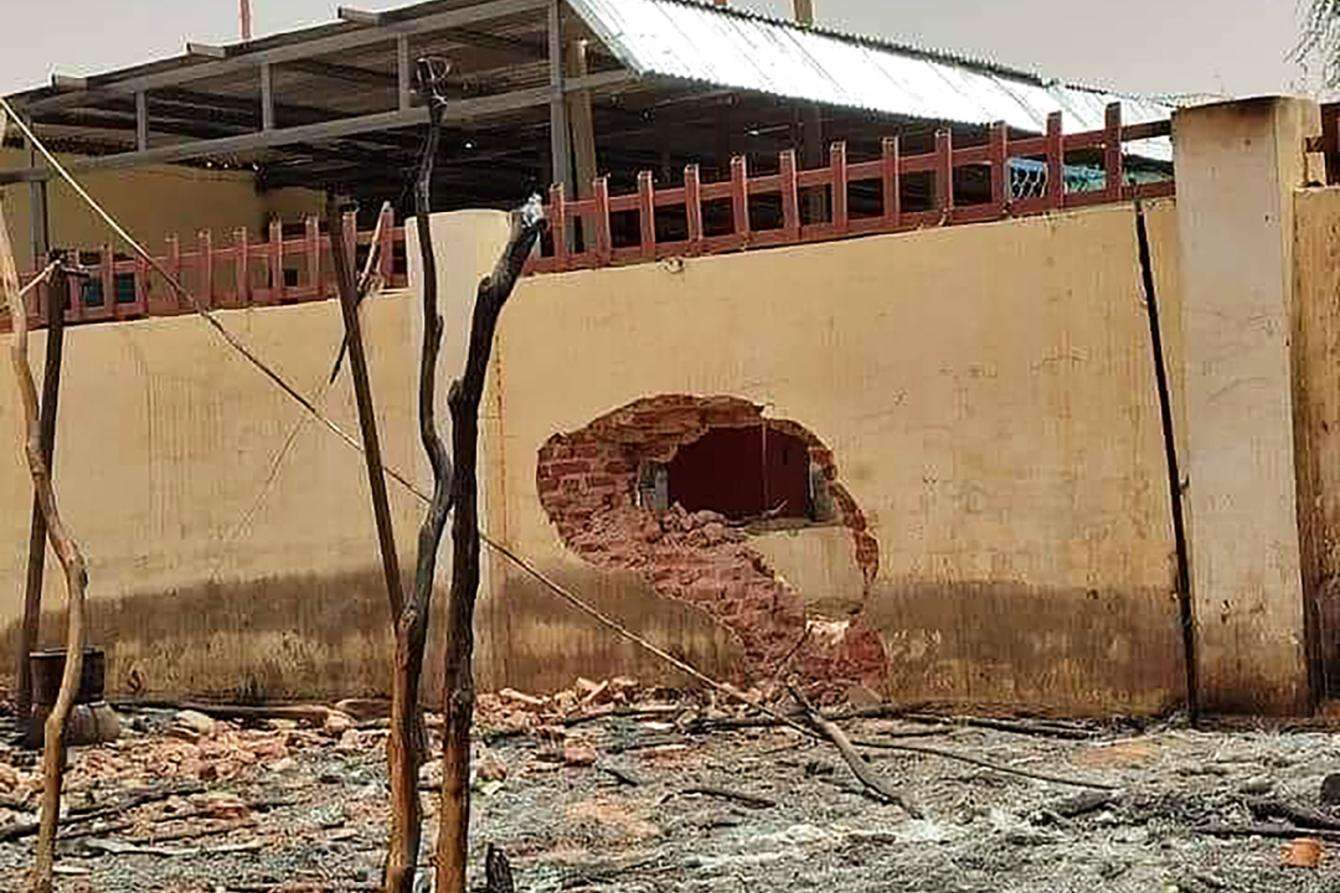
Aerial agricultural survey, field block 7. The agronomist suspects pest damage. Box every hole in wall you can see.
[536,394,887,692]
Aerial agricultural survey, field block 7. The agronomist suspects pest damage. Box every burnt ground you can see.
[2,690,1340,893]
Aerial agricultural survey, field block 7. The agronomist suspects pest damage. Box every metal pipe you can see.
[1135,200,1198,721]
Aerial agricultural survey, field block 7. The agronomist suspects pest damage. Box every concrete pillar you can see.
[404,209,513,600]
[1174,97,1322,714]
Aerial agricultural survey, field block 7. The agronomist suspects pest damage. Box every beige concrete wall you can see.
[0,207,741,701]
[0,210,495,702]
[0,147,323,270]
[0,100,1334,716]
[490,201,1188,715]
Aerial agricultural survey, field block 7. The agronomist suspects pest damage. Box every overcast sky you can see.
[0,1,1312,99]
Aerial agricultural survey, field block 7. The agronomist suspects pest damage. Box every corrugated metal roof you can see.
[568,0,1173,139]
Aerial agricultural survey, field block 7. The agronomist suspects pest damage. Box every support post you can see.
[547,0,572,199]
[15,258,67,724]
[135,92,148,151]
[260,63,275,131]
[800,105,827,223]
[565,35,597,197]
[397,36,412,112]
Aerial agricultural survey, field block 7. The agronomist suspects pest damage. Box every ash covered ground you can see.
[2,682,1339,892]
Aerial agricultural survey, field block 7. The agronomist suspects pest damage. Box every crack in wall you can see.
[536,394,888,691]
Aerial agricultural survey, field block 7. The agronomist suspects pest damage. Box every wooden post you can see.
[328,196,404,622]
[1046,112,1064,209]
[15,258,67,724]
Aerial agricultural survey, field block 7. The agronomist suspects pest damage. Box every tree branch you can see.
[435,200,545,893]
[384,56,452,893]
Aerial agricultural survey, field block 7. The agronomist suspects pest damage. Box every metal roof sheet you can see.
[569,0,1173,139]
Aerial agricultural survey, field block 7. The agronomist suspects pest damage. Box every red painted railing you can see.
[6,206,408,332]
[6,102,1173,330]
[528,102,1174,275]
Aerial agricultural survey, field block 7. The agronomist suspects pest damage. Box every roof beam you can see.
[336,7,386,26]
[0,70,636,185]
[280,58,398,89]
[21,0,550,114]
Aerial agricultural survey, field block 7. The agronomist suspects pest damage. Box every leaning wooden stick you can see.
[384,57,452,893]
[0,112,91,893]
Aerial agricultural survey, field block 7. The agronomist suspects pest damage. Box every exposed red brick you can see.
[536,395,888,692]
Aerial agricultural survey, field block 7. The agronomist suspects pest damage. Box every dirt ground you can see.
[2,685,1340,893]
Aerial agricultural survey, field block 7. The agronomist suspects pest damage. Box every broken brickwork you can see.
[535,395,887,690]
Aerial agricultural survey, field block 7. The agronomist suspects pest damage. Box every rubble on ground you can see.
[0,678,1339,891]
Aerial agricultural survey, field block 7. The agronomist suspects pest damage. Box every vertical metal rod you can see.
[328,196,405,620]
[1134,200,1197,721]
[135,92,149,151]
[260,63,275,131]
[16,259,68,722]
[239,0,253,41]
[396,36,412,112]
